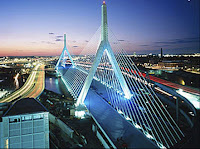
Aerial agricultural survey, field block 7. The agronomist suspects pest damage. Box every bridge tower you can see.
[76,1,132,106]
[55,34,75,69]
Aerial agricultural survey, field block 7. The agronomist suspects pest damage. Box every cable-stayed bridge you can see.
[55,1,184,148]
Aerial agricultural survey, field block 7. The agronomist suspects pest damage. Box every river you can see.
[45,75,63,95]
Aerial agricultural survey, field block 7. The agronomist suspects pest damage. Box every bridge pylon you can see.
[76,1,132,106]
[55,34,75,69]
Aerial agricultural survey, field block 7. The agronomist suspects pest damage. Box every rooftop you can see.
[3,98,48,116]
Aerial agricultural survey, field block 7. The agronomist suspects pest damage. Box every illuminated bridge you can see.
[56,1,184,148]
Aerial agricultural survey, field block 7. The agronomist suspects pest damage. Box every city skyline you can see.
[0,0,199,56]
[0,1,200,148]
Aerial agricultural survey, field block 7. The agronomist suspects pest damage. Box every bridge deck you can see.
[85,87,157,148]
[59,66,158,147]
[58,65,184,148]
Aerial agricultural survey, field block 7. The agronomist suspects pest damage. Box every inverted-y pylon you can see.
[76,1,132,106]
[56,34,75,69]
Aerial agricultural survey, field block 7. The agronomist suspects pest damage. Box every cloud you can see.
[73,46,79,48]
[46,42,56,44]
[139,44,149,47]
[55,35,63,41]
[41,41,55,44]
[56,35,63,38]
[49,33,54,35]
[55,39,62,41]
[154,44,170,47]
[154,37,200,45]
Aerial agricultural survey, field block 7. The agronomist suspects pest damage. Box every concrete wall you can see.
[49,113,74,138]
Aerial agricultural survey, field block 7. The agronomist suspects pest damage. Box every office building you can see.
[0,98,49,148]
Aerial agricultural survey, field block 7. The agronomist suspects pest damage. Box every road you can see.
[0,64,45,103]
[67,62,200,96]
[144,74,200,96]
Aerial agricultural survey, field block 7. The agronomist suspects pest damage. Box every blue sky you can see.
[0,0,199,56]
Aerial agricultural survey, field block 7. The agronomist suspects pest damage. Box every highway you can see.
[23,64,45,98]
[142,74,200,96]
[66,62,200,110]
[72,62,200,96]
[0,64,45,103]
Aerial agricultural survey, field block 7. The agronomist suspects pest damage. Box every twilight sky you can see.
[0,0,199,56]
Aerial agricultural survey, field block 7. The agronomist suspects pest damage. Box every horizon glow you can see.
[0,0,199,56]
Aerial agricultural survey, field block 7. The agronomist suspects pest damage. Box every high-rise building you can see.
[0,98,49,148]
[161,48,163,58]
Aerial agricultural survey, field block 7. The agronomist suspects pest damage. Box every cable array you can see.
[57,26,184,148]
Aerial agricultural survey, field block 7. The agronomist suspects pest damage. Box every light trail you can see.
[24,65,45,98]
[14,73,20,89]
[70,62,200,96]
[0,64,44,103]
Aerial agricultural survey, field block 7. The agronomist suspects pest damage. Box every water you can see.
[0,67,64,98]
[45,75,63,94]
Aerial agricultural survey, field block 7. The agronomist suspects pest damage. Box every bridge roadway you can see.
[144,74,200,96]
[59,66,171,148]
[0,64,45,103]
[70,62,199,111]
[73,62,200,96]
[59,63,198,147]
[85,86,157,148]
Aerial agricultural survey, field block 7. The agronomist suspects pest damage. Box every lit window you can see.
[33,114,43,120]
[21,115,32,121]
[9,117,20,123]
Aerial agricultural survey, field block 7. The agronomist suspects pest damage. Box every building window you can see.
[5,139,9,149]
[33,114,43,120]
[9,118,20,123]
[21,115,32,121]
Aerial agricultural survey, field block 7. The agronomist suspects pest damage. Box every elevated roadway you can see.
[0,64,45,103]
[65,62,199,111]
[67,62,200,96]
[145,74,200,96]
[59,65,185,148]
